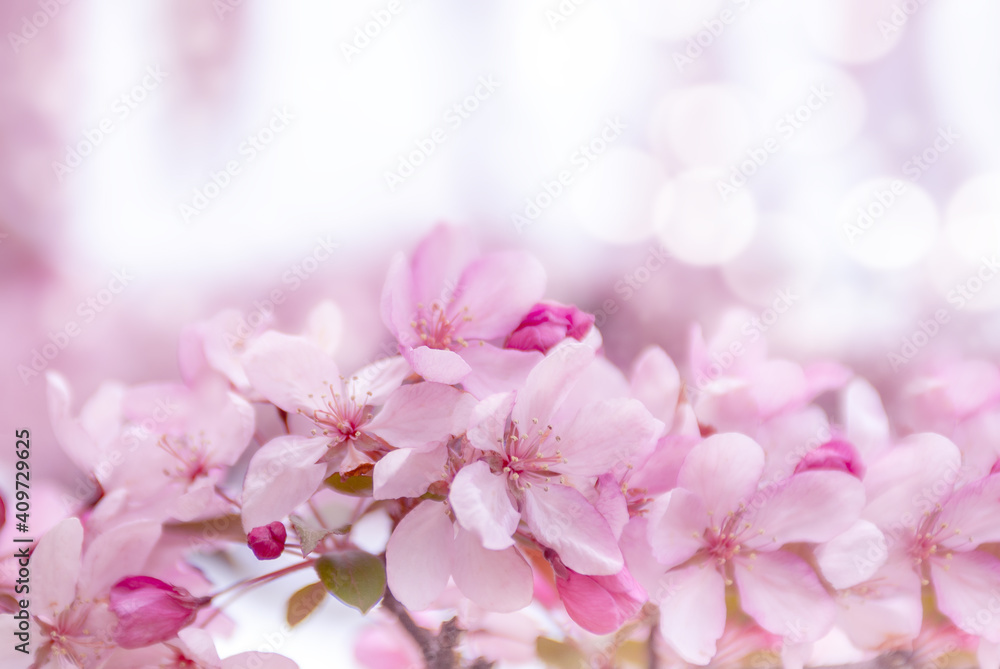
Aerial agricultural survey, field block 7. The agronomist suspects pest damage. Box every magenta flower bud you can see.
[505,301,595,353]
[555,566,646,635]
[110,576,211,649]
[795,439,865,479]
[247,521,287,560]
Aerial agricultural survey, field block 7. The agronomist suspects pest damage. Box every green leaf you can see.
[315,550,386,614]
[324,473,374,497]
[286,581,327,627]
[536,637,587,669]
[290,515,333,557]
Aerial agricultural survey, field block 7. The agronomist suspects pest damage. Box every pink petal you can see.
[594,474,629,540]
[522,483,623,575]
[466,392,515,455]
[243,332,341,414]
[979,640,1000,669]
[449,462,520,550]
[177,628,222,667]
[803,361,853,399]
[748,359,808,417]
[620,517,670,598]
[352,355,411,405]
[932,550,1000,642]
[629,434,700,496]
[366,382,473,450]
[385,501,454,610]
[815,520,889,589]
[678,433,765,518]
[222,654,299,669]
[380,252,419,346]
[630,346,681,430]
[46,372,106,474]
[241,436,331,531]
[835,561,923,649]
[657,564,727,665]
[692,379,760,434]
[512,342,594,428]
[742,470,865,550]
[937,473,1000,549]
[452,528,533,613]
[734,551,836,643]
[79,520,162,598]
[556,398,664,476]
[406,346,471,384]
[842,378,890,460]
[864,433,962,530]
[458,344,543,399]
[409,224,476,306]
[32,518,83,618]
[302,300,343,356]
[453,251,547,341]
[648,488,708,569]
[372,444,447,500]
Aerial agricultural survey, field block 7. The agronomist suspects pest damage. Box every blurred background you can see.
[2,0,999,666]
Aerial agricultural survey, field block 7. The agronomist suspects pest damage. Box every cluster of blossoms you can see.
[5,225,1000,668]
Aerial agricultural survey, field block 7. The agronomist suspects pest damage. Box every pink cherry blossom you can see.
[646,432,865,664]
[381,224,546,392]
[385,500,534,612]
[826,433,1000,649]
[30,517,165,666]
[240,330,469,530]
[450,342,664,576]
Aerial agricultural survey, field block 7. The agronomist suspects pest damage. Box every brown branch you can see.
[381,590,470,669]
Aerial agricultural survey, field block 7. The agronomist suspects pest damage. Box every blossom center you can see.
[157,434,217,484]
[411,301,472,350]
[303,379,373,441]
[500,418,566,490]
